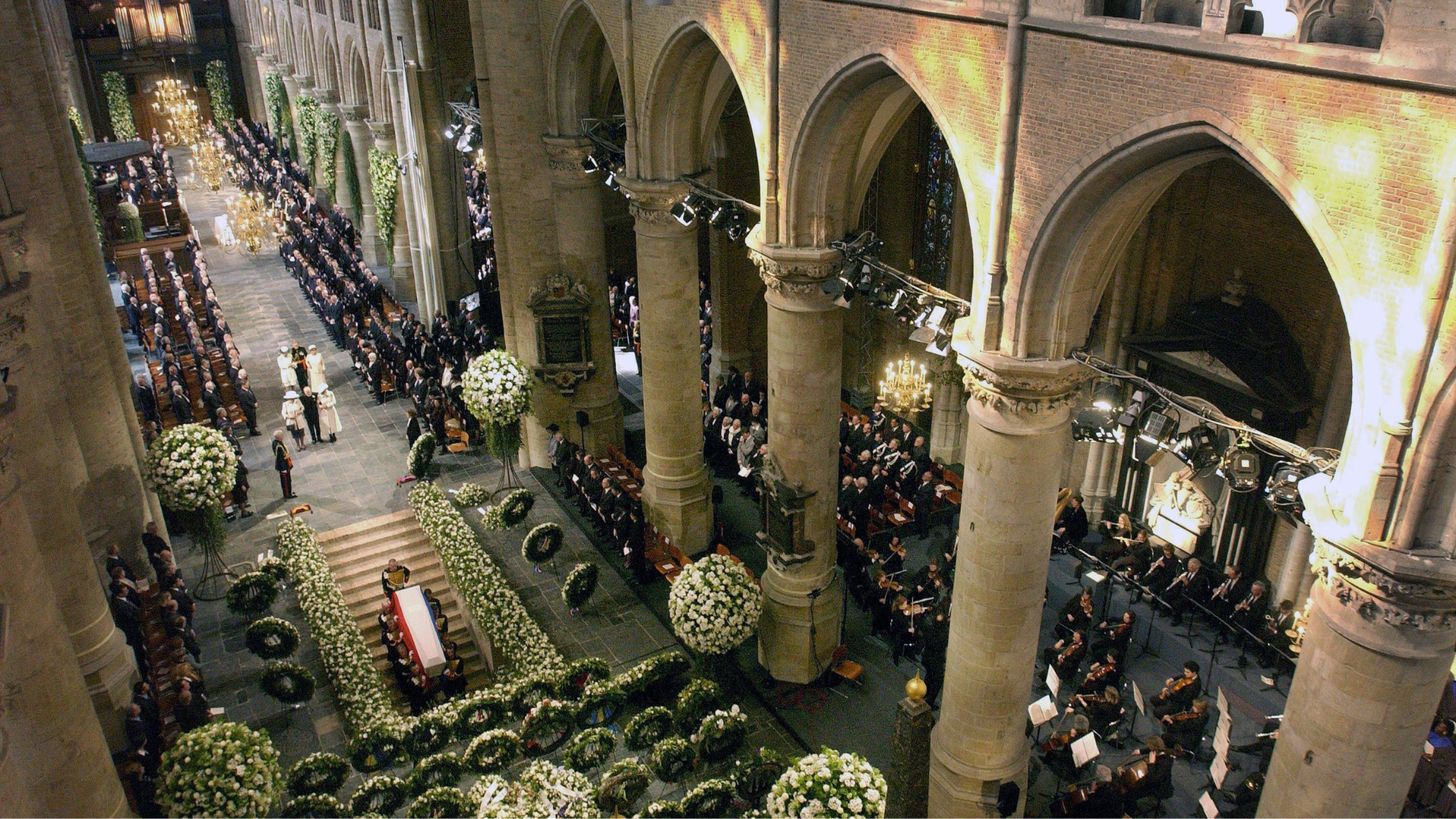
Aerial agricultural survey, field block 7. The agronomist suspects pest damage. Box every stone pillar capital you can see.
[746,233,842,312]
[541,134,595,177]
[957,352,1086,436]
[1310,538,1456,659]
[621,177,692,238]
[340,103,369,123]
[367,120,396,147]
[315,89,341,106]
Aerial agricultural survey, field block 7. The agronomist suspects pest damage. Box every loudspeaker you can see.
[575,410,590,428]
[996,782,1021,818]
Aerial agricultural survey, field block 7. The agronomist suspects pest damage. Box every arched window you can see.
[366,0,381,29]
[912,122,956,289]
[340,0,354,22]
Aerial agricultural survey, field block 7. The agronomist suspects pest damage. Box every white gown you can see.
[278,352,299,388]
[318,390,342,437]
[305,352,326,391]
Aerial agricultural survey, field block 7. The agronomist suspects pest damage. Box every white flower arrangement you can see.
[668,554,764,656]
[409,483,564,681]
[461,350,534,459]
[156,721,284,818]
[475,760,599,819]
[767,749,888,819]
[145,423,238,511]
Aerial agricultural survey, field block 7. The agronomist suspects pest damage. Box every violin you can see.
[1050,781,1108,818]
[1041,727,1082,752]
[1081,662,1116,689]
[1057,640,1084,665]
[1157,674,1195,701]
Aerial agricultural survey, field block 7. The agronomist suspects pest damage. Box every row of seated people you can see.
[103,144,179,208]
[1073,514,1299,665]
[123,237,248,435]
[392,310,497,448]
[550,436,670,583]
[703,364,769,494]
[836,402,962,543]
[378,561,469,714]
[109,525,211,817]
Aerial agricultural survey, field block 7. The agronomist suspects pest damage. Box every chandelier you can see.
[152,78,202,146]
[878,355,932,414]
[192,133,226,191]
[222,191,274,254]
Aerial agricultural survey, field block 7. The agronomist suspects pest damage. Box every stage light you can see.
[726,213,751,242]
[1130,408,1176,465]
[582,153,602,174]
[708,203,735,229]
[1265,460,1316,521]
[909,304,950,344]
[1090,379,1123,412]
[1116,389,1149,429]
[1171,424,1221,472]
[926,329,953,357]
[1220,441,1263,492]
[671,200,697,227]
[443,119,461,141]
[455,124,479,154]
[605,171,620,191]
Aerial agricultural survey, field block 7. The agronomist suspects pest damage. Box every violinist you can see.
[1090,610,1136,660]
[1069,685,1122,736]
[1056,589,1095,640]
[1040,713,1091,781]
[883,535,907,576]
[889,595,923,664]
[1077,651,1121,696]
[1151,661,1202,717]
[870,566,900,637]
[1160,697,1210,754]
[1041,630,1087,685]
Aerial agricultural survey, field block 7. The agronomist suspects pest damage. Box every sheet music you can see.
[1213,728,1231,757]
[1071,733,1100,768]
[1085,570,1106,584]
[1211,754,1229,788]
[1132,680,1147,715]
[1046,667,1061,699]
[1200,792,1220,817]
[1027,696,1058,726]
[1217,686,1230,718]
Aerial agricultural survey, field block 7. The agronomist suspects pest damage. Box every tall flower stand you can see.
[188,505,237,601]
[493,450,523,497]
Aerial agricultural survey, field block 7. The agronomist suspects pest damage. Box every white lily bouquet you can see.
[767,748,888,819]
[462,349,534,460]
[667,553,763,656]
[144,423,238,552]
[157,721,284,818]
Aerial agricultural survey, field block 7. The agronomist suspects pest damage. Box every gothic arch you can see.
[347,42,371,115]
[318,36,341,95]
[547,0,623,135]
[780,52,981,250]
[638,21,762,181]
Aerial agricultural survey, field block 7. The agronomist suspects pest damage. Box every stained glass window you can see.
[913,121,957,289]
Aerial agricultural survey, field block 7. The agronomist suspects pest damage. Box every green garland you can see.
[261,660,317,704]
[205,60,234,124]
[406,787,472,819]
[564,657,611,693]
[245,616,300,659]
[691,707,749,763]
[521,522,563,566]
[296,96,321,177]
[617,651,690,701]
[463,728,521,774]
[226,571,279,617]
[349,776,409,816]
[102,72,136,140]
[595,757,651,816]
[70,117,103,245]
[265,74,291,149]
[280,793,347,818]
[368,146,398,263]
[640,798,683,818]
[520,698,576,754]
[67,106,84,137]
[341,129,361,220]
[623,706,673,751]
[562,727,615,773]
[648,736,695,783]
[681,778,737,818]
[286,752,350,797]
[317,108,340,196]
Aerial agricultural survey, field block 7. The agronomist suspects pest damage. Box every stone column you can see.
[541,135,625,455]
[928,352,1083,817]
[240,43,269,121]
[0,244,127,818]
[1260,539,1456,816]
[929,362,967,465]
[622,178,711,554]
[343,106,382,264]
[747,238,847,683]
[369,120,416,304]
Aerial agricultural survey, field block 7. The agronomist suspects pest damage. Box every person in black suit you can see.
[1229,581,1270,633]
[273,431,296,498]
[170,383,194,424]
[1054,494,1089,553]
[235,375,259,435]
[105,543,135,580]
[133,375,159,425]
[911,471,940,537]
[201,381,224,421]
[406,408,422,448]
[1207,565,1251,620]
[300,386,322,443]
[1161,557,1213,625]
[1151,661,1203,718]
[124,703,159,772]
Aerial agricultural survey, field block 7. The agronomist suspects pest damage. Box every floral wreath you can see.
[649,736,696,783]
[521,522,564,566]
[156,721,283,818]
[246,616,300,660]
[258,554,290,582]
[681,777,737,818]
[668,553,763,656]
[482,488,536,530]
[595,757,651,816]
[521,698,577,755]
[674,677,725,735]
[561,726,616,773]
[453,691,510,739]
[405,786,472,819]
[261,660,317,704]
[564,657,611,693]
[226,570,279,617]
[509,671,568,715]
[286,752,350,797]
[640,798,684,818]
[401,713,451,758]
[408,432,436,480]
[452,482,491,508]
[280,793,347,818]
[349,776,409,816]
[506,760,596,818]
[732,747,791,806]
[576,679,625,728]
[406,752,463,795]
[349,728,406,773]
[623,706,674,751]
[463,729,521,774]
[767,748,888,819]
[692,706,749,763]
[562,562,599,612]
[618,651,690,701]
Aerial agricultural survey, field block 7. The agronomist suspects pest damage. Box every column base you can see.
[641,466,711,555]
[757,566,843,684]
[392,260,417,307]
[928,728,1027,818]
[79,626,141,752]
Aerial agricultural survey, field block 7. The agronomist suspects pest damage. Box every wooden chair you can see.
[831,645,864,688]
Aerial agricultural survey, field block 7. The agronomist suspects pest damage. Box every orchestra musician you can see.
[1160,557,1212,626]
[1207,564,1250,620]
[1077,651,1121,696]
[1138,544,1181,602]
[1055,589,1096,640]
[1151,661,1202,718]
[1068,685,1122,736]
[1117,736,1175,815]
[1090,610,1136,660]
[1160,698,1211,754]
[1260,599,1298,666]
[1041,630,1087,685]
[1040,713,1091,781]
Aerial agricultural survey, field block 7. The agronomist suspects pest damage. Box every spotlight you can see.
[1072,407,1124,444]
[1130,408,1176,465]
[726,213,751,242]
[1265,460,1316,521]
[880,289,905,312]
[581,153,602,174]
[1220,441,1263,492]
[605,171,620,191]
[1090,379,1123,412]
[909,304,949,344]
[1116,389,1150,429]
[443,119,461,141]
[671,200,697,227]
[709,203,735,229]
[926,329,953,357]
[1171,424,1221,472]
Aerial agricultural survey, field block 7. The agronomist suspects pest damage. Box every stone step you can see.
[316,508,417,544]
[318,520,428,557]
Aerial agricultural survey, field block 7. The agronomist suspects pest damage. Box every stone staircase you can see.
[315,509,488,707]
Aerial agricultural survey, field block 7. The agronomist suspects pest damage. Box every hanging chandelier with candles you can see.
[878,355,933,414]
[192,133,226,191]
[152,77,202,146]
[222,191,274,255]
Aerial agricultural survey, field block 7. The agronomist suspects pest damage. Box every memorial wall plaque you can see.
[541,315,587,365]
[527,272,596,396]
